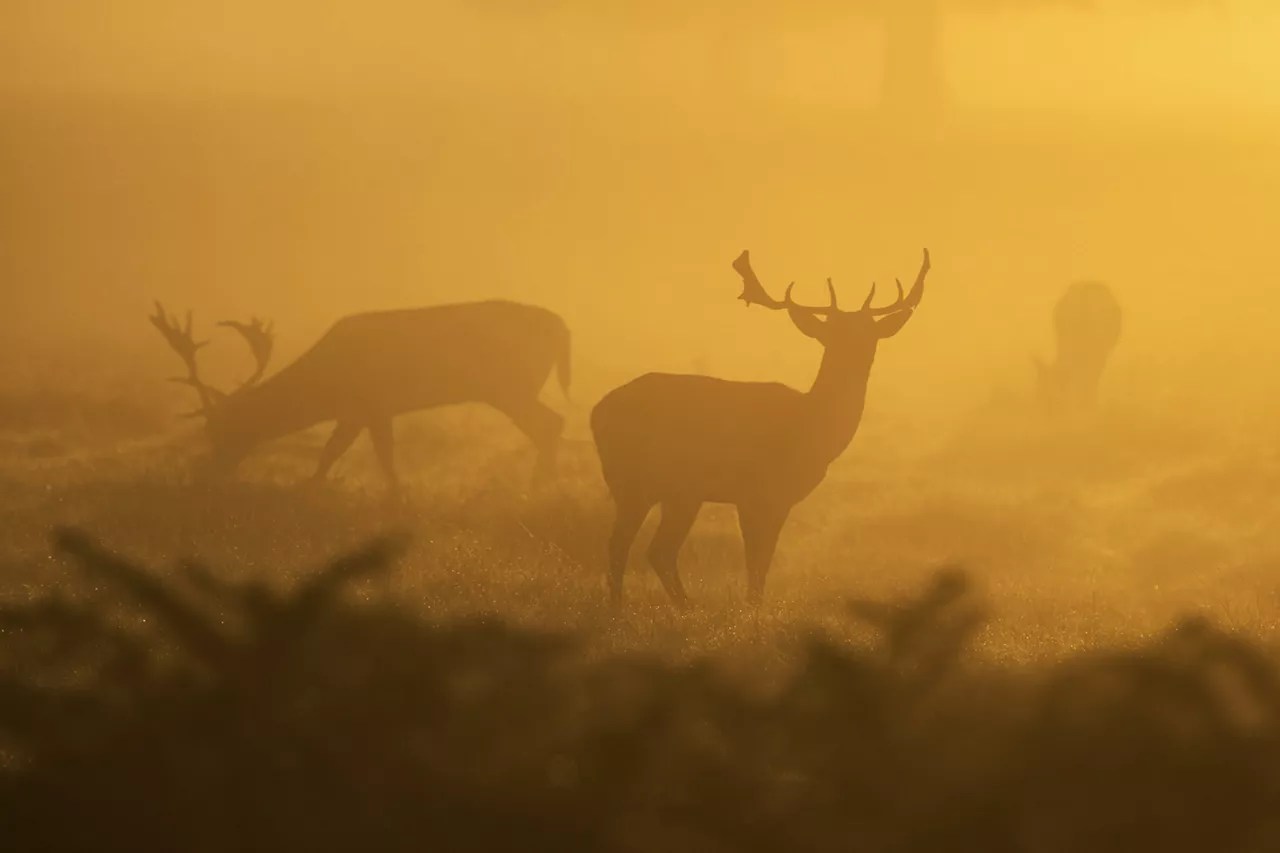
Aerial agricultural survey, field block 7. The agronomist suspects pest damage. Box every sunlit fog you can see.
[2,2,1280,850]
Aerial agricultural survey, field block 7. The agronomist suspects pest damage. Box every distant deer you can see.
[151,301,571,491]
[1034,281,1122,414]
[591,248,931,608]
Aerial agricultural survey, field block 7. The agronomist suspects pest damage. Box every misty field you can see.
[4,96,1280,849]
[4,101,1280,658]
[1,380,1276,664]
[3,386,1280,851]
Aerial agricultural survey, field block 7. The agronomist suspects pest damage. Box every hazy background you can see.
[7,11,1280,846]
[2,0,1279,442]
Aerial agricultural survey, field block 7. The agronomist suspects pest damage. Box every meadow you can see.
[2,370,1277,666]
[3,94,1280,849]
[3,382,1280,851]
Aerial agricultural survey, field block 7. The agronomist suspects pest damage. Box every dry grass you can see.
[4,409,1280,851]
[2,386,1276,673]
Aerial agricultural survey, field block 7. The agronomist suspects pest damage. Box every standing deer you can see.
[591,248,931,608]
[1034,281,1122,414]
[151,301,571,490]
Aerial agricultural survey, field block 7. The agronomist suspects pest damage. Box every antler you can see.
[217,317,275,389]
[149,302,226,416]
[862,248,930,317]
[733,250,785,309]
[784,277,839,315]
[734,248,931,318]
[732,251,839,315]
[150,305,278,418]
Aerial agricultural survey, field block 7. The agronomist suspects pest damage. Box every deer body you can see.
[1035,281,1121,414]
[593,249,930,608]
[154,300,571,489]
[594,371,869,508]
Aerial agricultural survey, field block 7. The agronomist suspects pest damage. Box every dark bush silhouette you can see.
[2,531,1278,852]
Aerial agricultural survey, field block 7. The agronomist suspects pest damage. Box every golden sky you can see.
[3,2,1278,114]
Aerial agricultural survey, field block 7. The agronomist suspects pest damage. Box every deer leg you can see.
[608,496,651,610]
[495,398,565,485]
[645,500,700,610]
[738,503,791,606]
[312,421,363,482]
[367,418,400,494]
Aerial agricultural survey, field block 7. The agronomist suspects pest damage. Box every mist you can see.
[3,3,1280,849]
[4,3,1278,413]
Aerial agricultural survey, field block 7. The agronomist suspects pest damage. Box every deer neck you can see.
[801,347,875,461]
[219,371,325,449]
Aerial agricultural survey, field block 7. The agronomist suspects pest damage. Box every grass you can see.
[1,386,1279,850]
[2,387,1277,671]
[3,469,1279,851]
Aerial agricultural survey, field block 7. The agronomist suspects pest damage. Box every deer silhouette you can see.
[591,248,931,609]
[1034,281,1122,414]
[151,301,571,492]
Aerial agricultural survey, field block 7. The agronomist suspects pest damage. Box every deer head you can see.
[733,248,930,358]
[149,302,275,420]
[1033,280,1121,415]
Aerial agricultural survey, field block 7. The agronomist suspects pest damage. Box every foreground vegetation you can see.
[1,522,1278,852]
[0,351,1276,852]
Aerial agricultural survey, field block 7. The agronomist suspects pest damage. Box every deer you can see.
[1033,281,1122,415]
[591,247,931,609]
[150,300,572,491]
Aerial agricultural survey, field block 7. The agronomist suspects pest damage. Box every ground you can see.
[2,384,1276,677]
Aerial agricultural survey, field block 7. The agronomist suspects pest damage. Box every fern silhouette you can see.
[1,532,1277,853]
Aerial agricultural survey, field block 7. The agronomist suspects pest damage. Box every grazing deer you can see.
[591,248,931,608]
[1034,281,1122,414]
[151,301,571,490]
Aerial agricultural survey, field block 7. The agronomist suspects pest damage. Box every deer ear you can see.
[874,309,913,339]
[788,307,829,342]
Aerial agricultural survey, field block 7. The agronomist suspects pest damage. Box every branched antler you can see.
[732,248,930,318]
[218,317,275,389]
[733,251,838,315]
[861,247,930,317]
[149,302,226,416]
[150,304,277,416]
